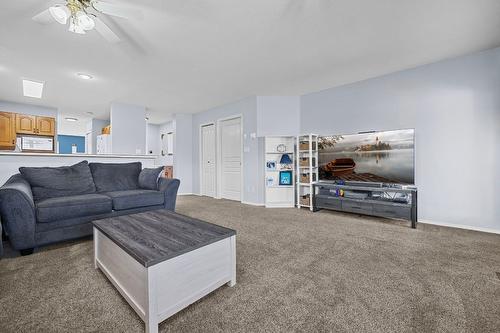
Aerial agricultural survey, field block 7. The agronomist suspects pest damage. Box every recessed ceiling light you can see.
[77,73,93,80]
[65,117,78,122]
[22,79,44,98]
[86,111,94,115]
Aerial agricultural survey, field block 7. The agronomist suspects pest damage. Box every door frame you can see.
[216,114,243,201]
[199,122,217,198]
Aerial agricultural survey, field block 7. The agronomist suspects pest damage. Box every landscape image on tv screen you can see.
[318,129,415,184]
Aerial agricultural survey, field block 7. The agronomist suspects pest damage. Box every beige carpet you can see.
[1,196,500,332]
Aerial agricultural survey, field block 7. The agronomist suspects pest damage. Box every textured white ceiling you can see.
[1,0,500,124]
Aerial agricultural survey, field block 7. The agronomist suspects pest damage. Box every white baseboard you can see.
[419,219,500,235]
[241,201,265,207]
[178,193,196,196]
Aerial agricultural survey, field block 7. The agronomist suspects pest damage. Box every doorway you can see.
[218,116,242,201]
[200,123,216,197]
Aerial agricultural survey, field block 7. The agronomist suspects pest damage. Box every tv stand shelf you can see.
[312,182,418,228]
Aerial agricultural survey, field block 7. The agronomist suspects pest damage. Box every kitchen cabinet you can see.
[15,114,55,136]
[0,111,16,150]
[36,116,56,136]
[16,114,36,134]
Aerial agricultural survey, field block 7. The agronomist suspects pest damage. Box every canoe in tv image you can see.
[318,129,415,184]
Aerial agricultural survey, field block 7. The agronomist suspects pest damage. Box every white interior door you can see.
[219,117,242,201]
[201,124,216,197]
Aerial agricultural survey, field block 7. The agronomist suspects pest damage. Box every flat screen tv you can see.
[318,129,415,184]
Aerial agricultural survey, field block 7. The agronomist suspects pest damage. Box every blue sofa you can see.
[0,161,180,255]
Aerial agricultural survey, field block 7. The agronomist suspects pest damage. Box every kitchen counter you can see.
[0,152,157,159]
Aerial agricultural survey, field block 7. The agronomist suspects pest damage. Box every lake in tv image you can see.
[318,129,415,184]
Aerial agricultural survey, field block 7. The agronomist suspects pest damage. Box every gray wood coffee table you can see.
[92,210,236,333]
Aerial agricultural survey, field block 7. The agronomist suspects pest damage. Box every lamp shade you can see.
[279,154,293,165]
[76,11,95,30]
[69,17,86,34]
[49,5,70,24]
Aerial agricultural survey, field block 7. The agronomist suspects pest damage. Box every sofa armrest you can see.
[0,174,37,250]
[158,178,180,211]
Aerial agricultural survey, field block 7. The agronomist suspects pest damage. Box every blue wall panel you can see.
[58,135,85,154]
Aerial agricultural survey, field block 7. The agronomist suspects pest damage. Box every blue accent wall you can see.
[58,135,85,154]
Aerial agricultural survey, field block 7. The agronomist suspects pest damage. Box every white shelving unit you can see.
[264,136,295,208]
[296,134,319,210]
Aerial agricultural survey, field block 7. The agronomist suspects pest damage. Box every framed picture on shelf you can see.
[266,161,277,170]
[266,177,275,187]
[279,171,293,185]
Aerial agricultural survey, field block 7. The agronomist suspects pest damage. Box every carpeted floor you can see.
[1,196,500,332]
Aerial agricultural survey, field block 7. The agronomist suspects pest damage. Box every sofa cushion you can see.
[138,167,164,190]
[89,162,142,192]
[19,161,96,201]
[36,194,112,223]
[103,190,164,211]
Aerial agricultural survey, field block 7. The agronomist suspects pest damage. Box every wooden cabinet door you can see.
[0,112,16,149]
[16,114,36,134]
[36,116,55,136]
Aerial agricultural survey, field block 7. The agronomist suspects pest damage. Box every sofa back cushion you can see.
[89,162,142,192]
[19,161,96,201]
[138,167,164,190]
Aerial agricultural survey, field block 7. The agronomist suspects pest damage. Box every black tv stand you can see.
[312,181,418,228]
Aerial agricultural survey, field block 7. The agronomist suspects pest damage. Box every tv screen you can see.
[318,129,415,184]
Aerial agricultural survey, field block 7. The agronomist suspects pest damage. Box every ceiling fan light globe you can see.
[76,11,95,30]
[69,18,86,34]
[48,5,70,25]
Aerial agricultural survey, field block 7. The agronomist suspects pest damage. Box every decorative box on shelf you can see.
[300,173,317,183]
[299,194,310,206]
[299,157,316,167]
[299,141,317,151]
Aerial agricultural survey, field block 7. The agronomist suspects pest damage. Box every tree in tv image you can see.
[318,129,415,184]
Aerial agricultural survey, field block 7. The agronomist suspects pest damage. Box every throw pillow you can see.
[19,160,96,201]
[89,162,142,192]
[138,167,164,190]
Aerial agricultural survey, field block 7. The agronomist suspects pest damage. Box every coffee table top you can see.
[93,210,236,267]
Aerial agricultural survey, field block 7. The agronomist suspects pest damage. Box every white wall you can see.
[156,121,175,166]
[0,100,57,118]
[85,118,109,154]
[256,96,300,137]
[301,47,500,232]
[174,114,193,194]
[146,123,160,155]
[110,102,146,155]
[191,97,263,204]
[57,114,90,136]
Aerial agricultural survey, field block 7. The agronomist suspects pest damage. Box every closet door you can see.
[219,117,241,201]
[201,124,216,197]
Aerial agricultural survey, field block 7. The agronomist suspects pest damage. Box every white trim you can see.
[177,193,199,196]
[216,114,244,202]
[419,219,500,235]
[199,122,217,198]
[241,201,265,207]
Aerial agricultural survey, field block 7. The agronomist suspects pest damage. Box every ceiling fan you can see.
[32,0,141,43]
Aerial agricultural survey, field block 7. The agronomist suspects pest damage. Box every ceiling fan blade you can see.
[91,1,143,20]
[93,16,121,43]
[32,9,54,24]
